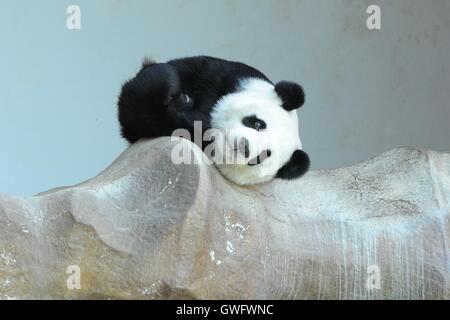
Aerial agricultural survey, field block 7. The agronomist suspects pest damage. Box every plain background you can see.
[0,0,449,196]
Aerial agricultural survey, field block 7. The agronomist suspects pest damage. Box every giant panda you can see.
[118,56,310,185]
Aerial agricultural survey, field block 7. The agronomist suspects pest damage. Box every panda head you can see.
[210,78,310,185]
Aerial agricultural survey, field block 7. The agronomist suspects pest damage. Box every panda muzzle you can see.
[247,149,272,166]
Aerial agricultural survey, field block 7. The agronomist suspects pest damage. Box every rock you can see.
[0,137,449,299]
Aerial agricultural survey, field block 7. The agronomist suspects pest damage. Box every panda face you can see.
[210,78,309,185]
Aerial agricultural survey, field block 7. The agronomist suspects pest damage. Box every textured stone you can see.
[0,137,449,299]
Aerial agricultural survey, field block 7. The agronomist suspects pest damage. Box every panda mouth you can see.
[247,149,272,166]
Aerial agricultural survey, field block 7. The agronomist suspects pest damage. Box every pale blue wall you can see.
[1,0,449,196]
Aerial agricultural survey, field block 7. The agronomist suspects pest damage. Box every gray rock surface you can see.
[1,137,449,299]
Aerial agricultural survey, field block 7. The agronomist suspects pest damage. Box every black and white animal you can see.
[118,56,310,185]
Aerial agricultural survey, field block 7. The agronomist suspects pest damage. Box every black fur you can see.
[117,55,310,181]
[275,150,310,180]
[118,56,270,143]
[274,81,305,111]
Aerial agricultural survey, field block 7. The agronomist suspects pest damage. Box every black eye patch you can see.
[242,115,266,131]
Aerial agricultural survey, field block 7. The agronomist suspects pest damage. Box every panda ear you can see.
[275,81,305,111]
[276,150,310,180]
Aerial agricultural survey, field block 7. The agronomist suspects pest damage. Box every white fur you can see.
[210,78,302,185]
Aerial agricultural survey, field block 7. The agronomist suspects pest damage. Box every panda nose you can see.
[235,138,250,158]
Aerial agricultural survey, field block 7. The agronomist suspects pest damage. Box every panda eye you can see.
[254,120,264,131]
[243,115,266,131]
